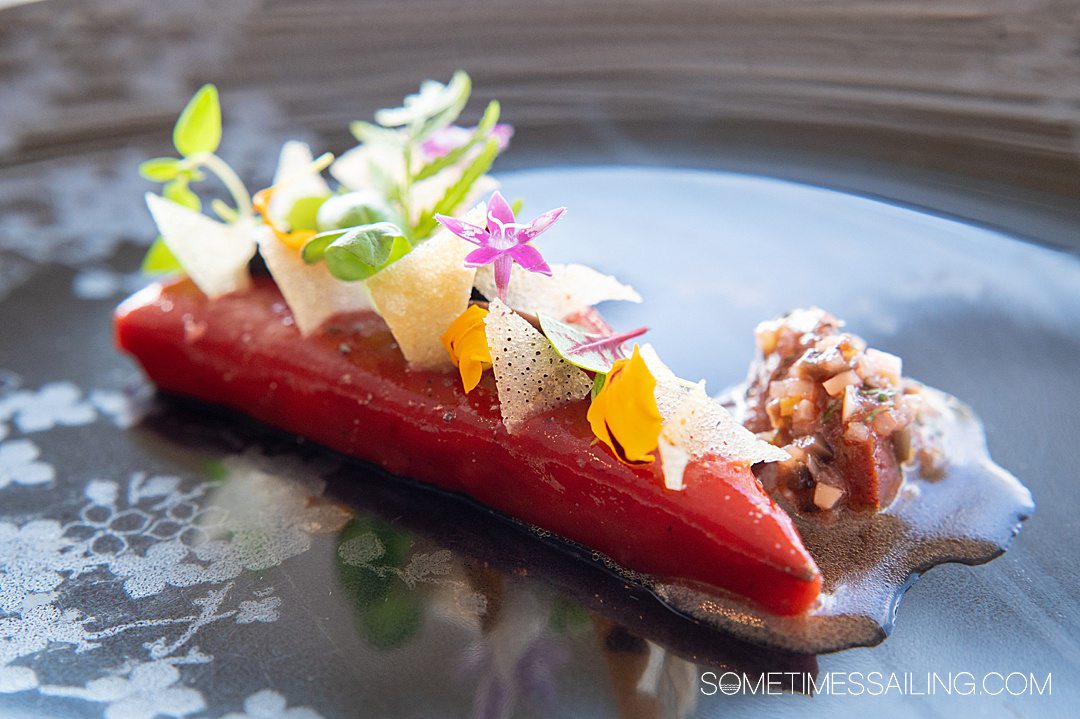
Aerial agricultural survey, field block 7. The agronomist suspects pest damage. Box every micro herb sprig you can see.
[348,71,506,244]
[138,84,252,273]
[301,71,511,283]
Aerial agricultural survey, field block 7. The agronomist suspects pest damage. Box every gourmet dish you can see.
[114,74,1033,652]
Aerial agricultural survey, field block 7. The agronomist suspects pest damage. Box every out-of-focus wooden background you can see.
[1,0,1078,245]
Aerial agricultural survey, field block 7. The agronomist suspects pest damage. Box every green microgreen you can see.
[285,195,330,232]
[591,372,607,400]
[141,236,183,275]
[341,71,509,246]
[173,84,222,157]
[302,222,412,281]
[412,100,500,182]
[138,83,254,273]
[316,191,393,232]
[412,136,500,240]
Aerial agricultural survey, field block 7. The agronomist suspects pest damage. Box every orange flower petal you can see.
[441,305,493,393]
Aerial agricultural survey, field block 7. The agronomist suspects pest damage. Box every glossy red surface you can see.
[115,277,822,615]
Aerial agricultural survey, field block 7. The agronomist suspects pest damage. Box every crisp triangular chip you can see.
[268,141,331,222]
[330,142,401,191]
[659,382,789,491]
[256,228,374,336]
[474,263,640,320]
[484,298,592,433]
[145,193,256,298]
[365,205,485,368]
[637,343,693,420]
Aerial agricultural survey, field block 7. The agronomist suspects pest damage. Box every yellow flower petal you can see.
[441,305,492,393]
[587,345,663,464]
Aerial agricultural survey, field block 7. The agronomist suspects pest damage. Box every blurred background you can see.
[2,0,1078,264]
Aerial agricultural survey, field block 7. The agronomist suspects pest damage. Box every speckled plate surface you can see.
[1,2,1078,718]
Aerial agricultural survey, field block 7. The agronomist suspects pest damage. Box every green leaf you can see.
[539,312,646,374]
[412,136,499,240]
[510,197,524,215]
[412,100,500,182]
[163,178,201,212]
[306,222,411,281]
[210,198,239,223]
[349,120,405,146]
[141,236,183,275]
[285,194,329,231]
[315,191,389,231]
[591,372,607,400]
[300,229,348,264]
[138,157,182,182]
[173,84,222,157]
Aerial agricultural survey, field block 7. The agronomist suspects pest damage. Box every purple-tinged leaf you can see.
[538,313,648,374]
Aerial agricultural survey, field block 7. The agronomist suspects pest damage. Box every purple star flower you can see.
[435,191,565,302]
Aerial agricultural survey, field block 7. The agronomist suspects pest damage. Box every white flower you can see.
[0,439,54,489]
[0,382,96,433]
[221,689,324,719]
[374,72,469,129]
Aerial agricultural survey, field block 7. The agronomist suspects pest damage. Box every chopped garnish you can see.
[473,262,641,320]
[484,298,592,433]
[144,193,256,299]
[587,345,664,465]
[365,205,487,368]
[538,313,647,374]
[441,305,492,392]
[436,191,563,302]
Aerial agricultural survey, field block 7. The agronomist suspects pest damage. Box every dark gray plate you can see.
[1,2,1077,717]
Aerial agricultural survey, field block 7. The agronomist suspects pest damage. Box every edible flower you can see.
[587,345,664,465]
[441,305,493,392]
[374,71,471,131]
[420,123,513,159]
[436,191,564,302]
